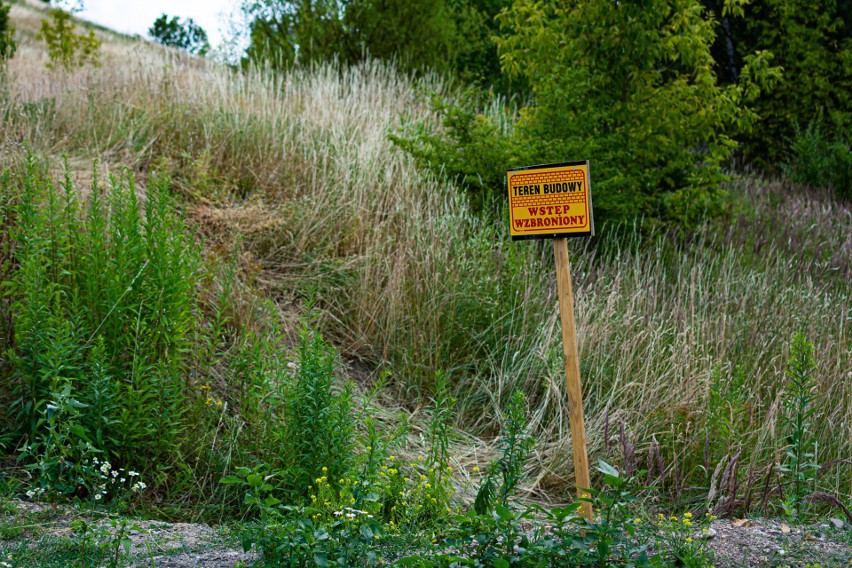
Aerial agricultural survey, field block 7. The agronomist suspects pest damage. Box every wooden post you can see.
[553,237,593,520]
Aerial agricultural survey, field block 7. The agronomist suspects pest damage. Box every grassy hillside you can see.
[1,0,850,552]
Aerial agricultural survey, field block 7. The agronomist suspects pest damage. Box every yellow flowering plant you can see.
[649,510,716,567]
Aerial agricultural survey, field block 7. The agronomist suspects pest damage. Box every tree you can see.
[0,0,16,62]
[495,0,777,225]
[705,0,851,166]
[241,0,511,87]
[37,8,101,70]
[149,14,210,56]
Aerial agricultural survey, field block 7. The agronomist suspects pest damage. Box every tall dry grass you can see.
[2,3,849,508]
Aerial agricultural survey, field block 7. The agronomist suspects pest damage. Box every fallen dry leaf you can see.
[780,523,791,534]
[732,519,753,528]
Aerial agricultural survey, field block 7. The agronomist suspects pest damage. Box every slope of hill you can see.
[0,2,850,565]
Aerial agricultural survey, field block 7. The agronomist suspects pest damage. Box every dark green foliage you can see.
[148,14,210,56]
[783,117,852,200]
[711,0,852,166]
[0,1,16,62]
[242,0,510,88]
[390,89,513,213]
[494,0,776,227]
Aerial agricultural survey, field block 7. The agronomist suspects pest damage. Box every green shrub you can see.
[4,155,201,490]
[784,118,852,201]
[37,9,101,70]
[728,0,852,167]
[390,89,514,214]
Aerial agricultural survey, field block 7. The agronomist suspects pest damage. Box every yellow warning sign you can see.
[507,161,594,240]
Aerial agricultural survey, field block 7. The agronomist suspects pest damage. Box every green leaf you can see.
[495,504,514,521]
[598,460,620,478]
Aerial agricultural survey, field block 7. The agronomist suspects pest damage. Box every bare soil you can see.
[2,500,850,567]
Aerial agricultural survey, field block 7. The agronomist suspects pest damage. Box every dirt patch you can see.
[1,501,257,567]
[708,517,851,567]
[2,500,851,566]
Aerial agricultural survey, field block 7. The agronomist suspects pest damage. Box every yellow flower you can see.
[685,537,693,543]
[472,467,480,473]
[683,519,692,527]
[657,513,665,520]
[683,512,693,519]
[633,518,641,525]
[322,467,328,472]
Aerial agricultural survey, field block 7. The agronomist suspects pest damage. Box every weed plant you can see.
[778,333,821,518]
[274,313,355,503]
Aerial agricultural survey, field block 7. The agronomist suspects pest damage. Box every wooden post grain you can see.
[553,237,593,520]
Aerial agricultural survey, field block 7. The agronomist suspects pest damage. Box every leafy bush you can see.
[395,0,783,228]
[784,118,852,201]
[37,9,101,70]
[390,89,513,214]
